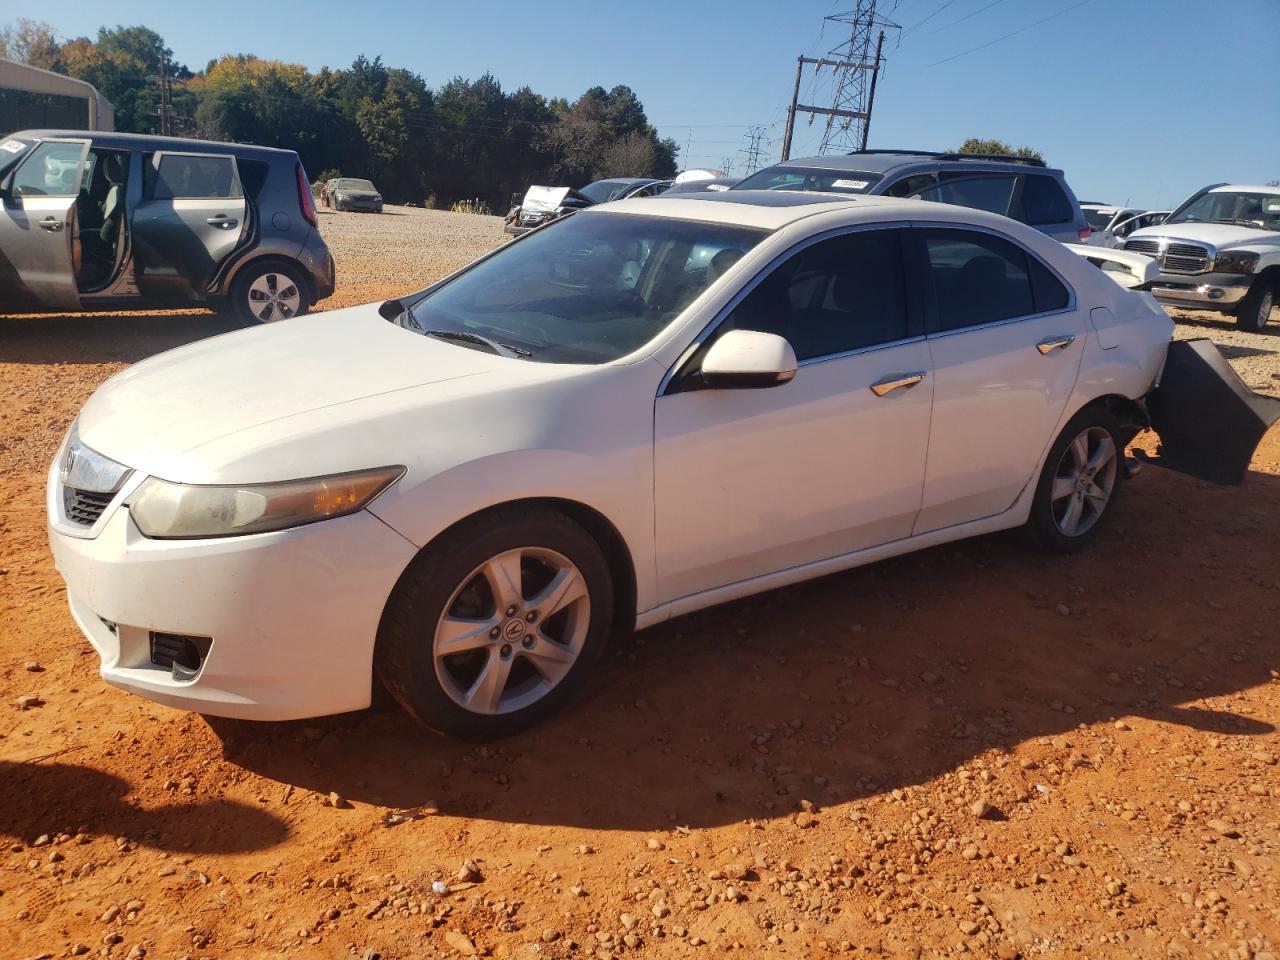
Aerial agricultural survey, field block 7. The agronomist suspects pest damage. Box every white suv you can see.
[1123,184,1280,331]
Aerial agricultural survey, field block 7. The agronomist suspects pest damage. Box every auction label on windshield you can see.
[831,178,870,190]
[1,139,27,154]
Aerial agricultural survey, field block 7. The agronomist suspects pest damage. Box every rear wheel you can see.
[1027,406,1123,553]
[230,261,310,324]
[1236,278,1275,333]
[375,505,614,739]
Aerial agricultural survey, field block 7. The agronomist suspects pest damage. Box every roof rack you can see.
[847,148,1047,168]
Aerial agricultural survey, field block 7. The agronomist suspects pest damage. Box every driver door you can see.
[0,138,89,310]
[653,227,934,602]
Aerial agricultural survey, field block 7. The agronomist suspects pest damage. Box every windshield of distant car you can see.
[579,180,639,203]
[397,211,768,364]
[338,179,377,192]
[1168,191,1280,232]
[733,166,884,194]
[1083,208,1117,230]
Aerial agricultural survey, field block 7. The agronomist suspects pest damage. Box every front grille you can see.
[62,486,114,526]
[1165,242,1209,273]
[1123,239,1209,274]
[1124,239,1160,256]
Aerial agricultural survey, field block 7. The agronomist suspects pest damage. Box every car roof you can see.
[775,151,1064,176]
[588,177,656,187]
[593,189,1018,232]
[10,129,297,160]
[1209,184,1280,196]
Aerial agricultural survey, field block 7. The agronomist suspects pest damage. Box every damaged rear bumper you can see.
[1142,338,1280,485]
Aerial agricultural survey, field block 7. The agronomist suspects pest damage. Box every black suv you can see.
[733,150,1092,244]
[0,130,335,322]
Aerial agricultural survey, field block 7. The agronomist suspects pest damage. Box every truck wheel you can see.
[1236,279,1275,333]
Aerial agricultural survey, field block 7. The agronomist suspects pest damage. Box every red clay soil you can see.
[2,227,1278,959]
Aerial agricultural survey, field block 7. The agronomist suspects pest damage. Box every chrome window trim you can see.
[796,334,927,368]
[657,219,917,396]
[909,220,1078,338]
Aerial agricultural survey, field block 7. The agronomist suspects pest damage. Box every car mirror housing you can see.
[700,329,798,389]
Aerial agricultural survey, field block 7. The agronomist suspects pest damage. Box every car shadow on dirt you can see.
[209,456,1279,832]
[0,310,240,365]
[0,760,289,854]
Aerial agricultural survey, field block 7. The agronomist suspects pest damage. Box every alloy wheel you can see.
[433,547,590,715]
[1050,426,1118,537]
[247,272,301,323]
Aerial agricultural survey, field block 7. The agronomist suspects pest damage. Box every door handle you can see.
[1036,335,1076,355]
[206,215,239,229]
[39,217,64,232]
[870,371,926,397]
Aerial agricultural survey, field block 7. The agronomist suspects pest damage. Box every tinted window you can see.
[11,140,83,197]
[917,176,1015,217]
[884,173,936,198]
[923,229,1036,331]
[153,154,238,199]
[1020,175,1074,225]
[721,229,908,361]
[1028,256,1070,312]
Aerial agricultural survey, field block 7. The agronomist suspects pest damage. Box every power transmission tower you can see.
[740,125,767,175]
[781,2,898,160]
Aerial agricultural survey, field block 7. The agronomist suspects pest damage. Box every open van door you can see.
[0,137,88,310]
[1067,246,1280,484]
[130,151,248,301]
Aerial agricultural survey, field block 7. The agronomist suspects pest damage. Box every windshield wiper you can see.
[423,328,530,359]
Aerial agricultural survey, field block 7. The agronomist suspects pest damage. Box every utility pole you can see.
[782,3,898,159]
[740,125,767,174]
[151,60,173,136]
[860,31,886,152]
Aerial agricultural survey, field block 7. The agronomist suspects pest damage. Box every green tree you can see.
[953,137,1044,162]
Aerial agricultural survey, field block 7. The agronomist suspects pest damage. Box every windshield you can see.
[1083,208,1117,230]
[1168,191,1280,232]
[337,179,377,192]
[733,166,883,194]
[397,211,768,364]
[579,180,637,203]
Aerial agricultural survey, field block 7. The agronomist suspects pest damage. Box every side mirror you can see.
[700,329,798,389]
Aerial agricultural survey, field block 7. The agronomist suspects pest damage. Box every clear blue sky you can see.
[22,0,1280,208]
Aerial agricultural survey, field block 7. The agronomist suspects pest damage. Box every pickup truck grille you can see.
[1124,239,1210,275]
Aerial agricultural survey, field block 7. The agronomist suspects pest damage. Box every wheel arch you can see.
[382,496,639,637]
[220,253,317,306]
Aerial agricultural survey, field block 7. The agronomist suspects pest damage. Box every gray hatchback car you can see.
[0,130,335,323]
[733,149,1092,244]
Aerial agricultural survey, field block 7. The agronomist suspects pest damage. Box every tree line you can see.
[1,19,680,208]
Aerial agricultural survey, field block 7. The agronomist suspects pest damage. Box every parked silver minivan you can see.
[0,130,334,323]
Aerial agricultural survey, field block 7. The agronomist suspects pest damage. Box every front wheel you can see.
[375,506,615,739]
[1026,406,1123,553]
[229,261,310,324]
[1236,279,1275,333]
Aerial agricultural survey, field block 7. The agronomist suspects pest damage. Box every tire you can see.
[1236,278,1275,333]
[375,505,615,739]
[229,260,310,324]
[1026,405,1124,554]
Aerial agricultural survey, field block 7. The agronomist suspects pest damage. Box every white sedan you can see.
[50,192,1177,738]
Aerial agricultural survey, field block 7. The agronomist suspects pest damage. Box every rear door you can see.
[915,173,1017,220]
[1014,174,1080,243]
[0,137,88,310]
[130,151,247,301]
[911,225,1085,534]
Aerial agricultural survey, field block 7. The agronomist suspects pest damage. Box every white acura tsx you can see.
[49,191,1177,738]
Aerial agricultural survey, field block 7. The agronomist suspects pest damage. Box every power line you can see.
[924,0,1009,34]
[900,0,963,37]
[924,0,1094,68]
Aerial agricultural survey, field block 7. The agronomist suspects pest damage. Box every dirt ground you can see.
[2,206,1278,960]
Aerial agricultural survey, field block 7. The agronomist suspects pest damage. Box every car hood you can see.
[76,304,529,479]
[1128,222,1280,250]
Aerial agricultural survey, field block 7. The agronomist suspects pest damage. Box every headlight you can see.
[1213,250,1259,275]
[128,466,404,539]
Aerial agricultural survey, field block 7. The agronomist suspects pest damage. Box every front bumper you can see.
[337,197,383,212]
[48,477,418,720]
[1149,275,1251,309]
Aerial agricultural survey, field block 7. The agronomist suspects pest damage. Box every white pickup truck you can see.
[1122,183,1280,332]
